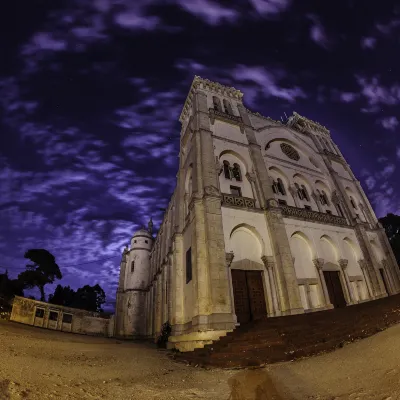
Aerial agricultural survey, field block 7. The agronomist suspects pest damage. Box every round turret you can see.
[130,228,153,251]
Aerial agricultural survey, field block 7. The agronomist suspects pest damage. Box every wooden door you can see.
[246,271,267,320]
[324,271,346,308]
[380,269,389,294]
[231,270,251,324]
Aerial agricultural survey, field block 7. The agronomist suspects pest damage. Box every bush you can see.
[156,321,172,348]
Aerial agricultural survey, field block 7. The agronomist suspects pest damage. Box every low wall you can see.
[10,296,114,338]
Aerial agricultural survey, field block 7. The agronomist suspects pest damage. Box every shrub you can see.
[156,321,172,348]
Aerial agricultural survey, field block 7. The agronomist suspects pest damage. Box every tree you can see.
[72,284,106,312]
[0,271,24,300]
[48,285,76,307]
[379,213,400,266]
[18,249,62,302]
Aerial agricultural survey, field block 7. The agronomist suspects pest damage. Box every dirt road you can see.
[2,320,400,399]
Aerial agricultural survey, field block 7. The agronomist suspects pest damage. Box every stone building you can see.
[115,76,400,351]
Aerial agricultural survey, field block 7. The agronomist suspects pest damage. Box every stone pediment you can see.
[230,258,264,270]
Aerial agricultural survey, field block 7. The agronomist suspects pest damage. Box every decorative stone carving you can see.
[338,259,349,269]
[204,185,220,197]
[266,198,279,208]
[313,258,325,269]
[261,255,275,269]
[280,143,300,161]
[286,111,330,136]
[358,259,367,269]
[323,149,343,162]
[226,252,234,268]
[280,204,348,226]
[267,209,282,223]
[222,193,256,209]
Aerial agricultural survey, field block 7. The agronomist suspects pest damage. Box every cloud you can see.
[355,75,400,112]
[365,176,376,190]
[231,65,307,105]
[376,18,400,35]
[379,116,399,131]
[397,148,400,159]
[360,37,376,49]
[249,0,292,16]
[381,164,396,178]
[307,15,330,49]
[176,0,239,25]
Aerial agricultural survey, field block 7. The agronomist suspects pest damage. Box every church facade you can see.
[115,76,400,351]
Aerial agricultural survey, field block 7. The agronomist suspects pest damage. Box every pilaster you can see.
[358,259,373,299]
[261,255,280,316]
[338,259,355,304]
[225,252,237,324]
[313,258,332,307]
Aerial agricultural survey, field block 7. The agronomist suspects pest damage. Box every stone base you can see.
[167,329,232,352]
[280,307,305,316]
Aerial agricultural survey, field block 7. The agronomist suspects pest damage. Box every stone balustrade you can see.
[222,194,256,209]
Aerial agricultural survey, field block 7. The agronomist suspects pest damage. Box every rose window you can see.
[280,143,300,161]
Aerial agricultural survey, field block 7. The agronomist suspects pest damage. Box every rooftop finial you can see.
[148,217,153,234]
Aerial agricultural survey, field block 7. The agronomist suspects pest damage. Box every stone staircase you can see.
[171,294,400,369]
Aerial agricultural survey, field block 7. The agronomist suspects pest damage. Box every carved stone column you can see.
[338,259,354,304]
[358,259,373,299]
[246,171,260,208]
[225,252,237,324]
[289,185,300,208]
[261,255,278,316]
[313,258,331,307]
[312,192,323,213]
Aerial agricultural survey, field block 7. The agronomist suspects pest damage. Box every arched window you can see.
[320,190,328,205]
[213,96,222,112]
[223,161,231,179]
[272,180,279,194]
[295,183,304,200]
[301,185,310,201]
[232,163,242,181]
[223,99,233,115]
[277,178,286,195]
[350,196,357,209]
[131,261,135,272]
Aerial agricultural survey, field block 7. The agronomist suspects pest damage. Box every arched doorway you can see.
[229,225,268,324]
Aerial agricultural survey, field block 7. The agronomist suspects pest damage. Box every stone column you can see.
[312,192,323,212]
[225,252,237,324]
[289,185,300,208]
[313,258,331,307]
[261,256,278,316]
[246,171,260,207]
[338,259,355,304]
[358,259,373,299]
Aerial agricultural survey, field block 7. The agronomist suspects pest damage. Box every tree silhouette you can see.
[48,283,106,312]
[48,284,75,307]
[73,284,106,312]
[379,213,400,267]
[18,249,62,302]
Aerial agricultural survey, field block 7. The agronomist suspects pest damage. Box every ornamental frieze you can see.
[280,204,348,226]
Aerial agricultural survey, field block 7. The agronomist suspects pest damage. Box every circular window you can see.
[280,143,300,161]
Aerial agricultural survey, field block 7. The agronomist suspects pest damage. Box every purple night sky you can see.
[0,0,399,310]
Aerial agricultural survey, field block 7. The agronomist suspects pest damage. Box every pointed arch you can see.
[229,223,266,257]
[320,235,339,263]
[219,149,249,173]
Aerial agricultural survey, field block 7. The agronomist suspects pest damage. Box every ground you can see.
[1,320,400,400]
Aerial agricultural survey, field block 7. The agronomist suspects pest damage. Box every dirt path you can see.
[2,320,400,399]
[0,320,235,399]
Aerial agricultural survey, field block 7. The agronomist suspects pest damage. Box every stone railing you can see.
[209,108,243,125]
[222,194,256,209]
[280,205,348,226]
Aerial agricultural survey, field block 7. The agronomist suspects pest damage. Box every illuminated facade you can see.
[115,76,400,351]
